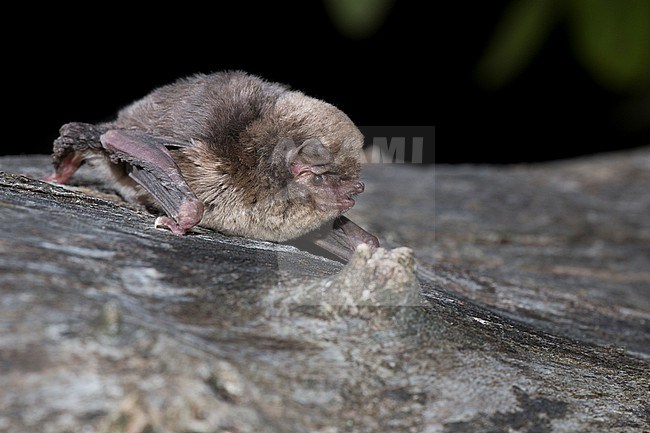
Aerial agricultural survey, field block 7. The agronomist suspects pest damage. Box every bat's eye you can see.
[311,174,324,185]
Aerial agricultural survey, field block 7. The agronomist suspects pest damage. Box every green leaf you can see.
[476,0,559,89]
[569,0,650,92]
[324,0,395,39]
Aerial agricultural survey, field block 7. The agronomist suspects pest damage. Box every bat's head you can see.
[285,136,365,214]
[225,90,367,240]
[190,87,367,242]
[267,92,365,218]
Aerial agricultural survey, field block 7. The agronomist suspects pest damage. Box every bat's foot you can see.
[153,200,204,236]
[46,122,105,184]
[42,153,85,184]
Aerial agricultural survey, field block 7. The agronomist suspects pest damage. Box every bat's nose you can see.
[353,181,365,193]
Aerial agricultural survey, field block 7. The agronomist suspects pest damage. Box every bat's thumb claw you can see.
[364,234,380,250]
[154,216,188,236]
[154,200,203,236]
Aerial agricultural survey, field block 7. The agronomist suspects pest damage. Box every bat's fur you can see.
[79,71,366,242]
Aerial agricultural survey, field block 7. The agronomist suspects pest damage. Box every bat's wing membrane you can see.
[100,129,204,235]
[48,122,203,235]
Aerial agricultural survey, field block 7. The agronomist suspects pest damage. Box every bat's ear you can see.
[287,139,332,176]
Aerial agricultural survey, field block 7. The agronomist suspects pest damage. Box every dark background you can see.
[5,2,648,164]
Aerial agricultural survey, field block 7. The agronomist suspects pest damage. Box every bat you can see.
[45,71,380,260]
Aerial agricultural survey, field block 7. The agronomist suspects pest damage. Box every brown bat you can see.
[45,71,379,260]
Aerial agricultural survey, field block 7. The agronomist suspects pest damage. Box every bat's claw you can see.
[154,200,204,236]
[364,233,380,250]
[155,216,188,235]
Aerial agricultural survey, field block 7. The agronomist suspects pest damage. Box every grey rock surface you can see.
[0,151,649,433]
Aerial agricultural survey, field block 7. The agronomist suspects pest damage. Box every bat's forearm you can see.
[335,216,380,250]
[313,216,379,260]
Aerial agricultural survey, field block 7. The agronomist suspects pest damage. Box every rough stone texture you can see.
[0,150,649,433]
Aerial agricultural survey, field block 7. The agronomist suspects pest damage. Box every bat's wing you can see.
[312,216,380,261]
[100,129,203,235]
[47,122,203,235]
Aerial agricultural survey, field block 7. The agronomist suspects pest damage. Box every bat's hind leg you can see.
[43,122,106,183]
